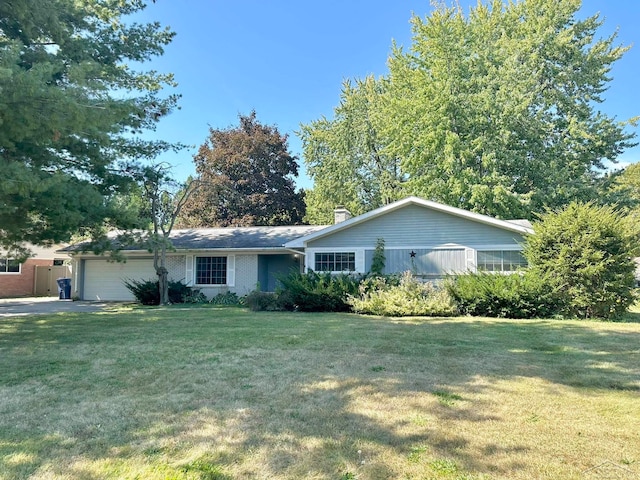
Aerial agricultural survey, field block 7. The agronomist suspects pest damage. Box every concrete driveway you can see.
[0,297,113,317]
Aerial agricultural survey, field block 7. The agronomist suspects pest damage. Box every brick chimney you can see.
[334,206,352,224]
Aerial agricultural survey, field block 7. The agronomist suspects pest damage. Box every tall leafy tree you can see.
[302,0,637,220]
[300,77,404,224]
[0,0,180,250]
[178,111,306,227]
[385,0,636,218]
[601,163,640,212]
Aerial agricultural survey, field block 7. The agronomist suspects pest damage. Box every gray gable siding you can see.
[307,204,525,249]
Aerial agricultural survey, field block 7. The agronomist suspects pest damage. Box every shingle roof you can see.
[62,225,327,253]
[167,225,326,250]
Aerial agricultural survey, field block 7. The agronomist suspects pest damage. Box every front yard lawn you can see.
[0,306,639,479]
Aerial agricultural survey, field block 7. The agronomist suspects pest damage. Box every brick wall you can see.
[0,259,51,297]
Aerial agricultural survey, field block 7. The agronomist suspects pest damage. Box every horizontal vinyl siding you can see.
[307,204,525,249]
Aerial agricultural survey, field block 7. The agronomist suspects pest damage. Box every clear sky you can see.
[133,1,640,190]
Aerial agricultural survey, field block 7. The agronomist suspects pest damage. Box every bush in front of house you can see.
[123,278,200,305]
[244,290,280,311]
[349,271,457,317]
[209,291,241,305]
[523,202,639,319]
[446,271,561,319]
[277,270,362,312]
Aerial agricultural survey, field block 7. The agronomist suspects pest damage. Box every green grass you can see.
[1,305,639,479]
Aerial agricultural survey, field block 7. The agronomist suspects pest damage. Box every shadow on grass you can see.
[0,308,638,478]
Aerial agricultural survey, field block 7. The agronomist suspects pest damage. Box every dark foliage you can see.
[178,111,306,227]
[123,278,197,305]
[244,291,280,312]
[277,270,362,312]
[446,272,561,319]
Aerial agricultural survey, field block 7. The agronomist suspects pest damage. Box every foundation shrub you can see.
[446,271,560,318]
[244,291,280,311]
[349,271,457,317]
[123,278,196,305]
[209,291,241,305]
[277,270,362,312]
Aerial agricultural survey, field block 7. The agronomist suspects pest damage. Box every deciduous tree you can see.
[301,0,637,220]
[138,164,200,305]
[178,112,306,227]
[300,77,403,224]
[385,0,636,218]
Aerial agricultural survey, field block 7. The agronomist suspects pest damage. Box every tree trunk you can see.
[157,266,169,305]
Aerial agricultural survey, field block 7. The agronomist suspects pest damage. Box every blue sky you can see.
[134,1,640,190]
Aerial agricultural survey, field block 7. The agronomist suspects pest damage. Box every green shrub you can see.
[123,278,199,305]
[349,271,457,317]
[209,291,241,305]
[277,270,362,312]
[370,238,386,275]
[244,290,280,311]
[182,288,208,304]
[274,287,297,311]
[167,280,191,304]
[446,271,561,319]
[123,278,160,305]
[523,202,639,319]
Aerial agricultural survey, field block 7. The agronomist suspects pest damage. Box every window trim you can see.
[476,249,527,273]
[313,251,356,273]
[194,256,228,286]
[0,257,21,275]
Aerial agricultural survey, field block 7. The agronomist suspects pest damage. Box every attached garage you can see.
[82,258,157,301]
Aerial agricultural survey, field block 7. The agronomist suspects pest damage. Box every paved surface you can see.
[0,297,113,317]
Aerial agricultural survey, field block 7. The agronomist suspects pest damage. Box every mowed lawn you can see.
[0,306,639,480]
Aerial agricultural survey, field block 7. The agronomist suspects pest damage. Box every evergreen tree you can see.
[523,202,638,319]
[0,0,180,249]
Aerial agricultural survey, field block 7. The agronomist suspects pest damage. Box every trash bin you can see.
[56,278,72,300]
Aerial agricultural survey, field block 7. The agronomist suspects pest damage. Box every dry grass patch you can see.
[0,306,639,479]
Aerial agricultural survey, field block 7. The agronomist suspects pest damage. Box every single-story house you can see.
[64,196,533,301]
[0,244,71,298]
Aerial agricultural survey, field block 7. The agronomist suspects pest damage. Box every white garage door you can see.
[83,259,157,301]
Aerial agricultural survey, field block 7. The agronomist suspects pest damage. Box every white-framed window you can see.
[0,257,21,274]
[477,250,527,272]
[195,256,227,285]
[314,252,355,272]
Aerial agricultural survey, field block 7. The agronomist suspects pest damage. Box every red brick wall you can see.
[0,259,51,298]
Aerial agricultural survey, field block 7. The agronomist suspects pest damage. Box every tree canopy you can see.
[178,112,306,227]
[0,0,180,249]
[300,0,637,221]
[300,77,403,224]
